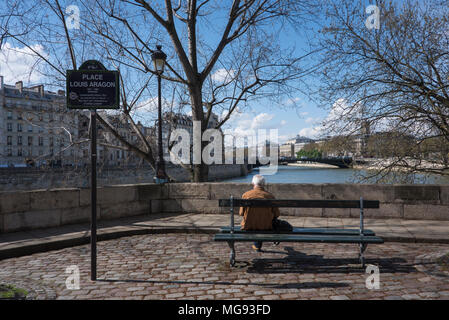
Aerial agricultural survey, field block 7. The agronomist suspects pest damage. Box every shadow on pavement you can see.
[245,246,416,274]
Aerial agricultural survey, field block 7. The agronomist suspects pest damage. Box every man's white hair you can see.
[252,174,265,186]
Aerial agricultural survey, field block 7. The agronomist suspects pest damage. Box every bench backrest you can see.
[219,199,380,208]
[219,197,379,236]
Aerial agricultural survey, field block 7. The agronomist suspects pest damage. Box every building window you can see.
[17,123,22,132]
[7,111,12,119]
[7,148,12,157]
[49,137,53,146]
[7,123,12,132]
[17,113,22,120]
[28,136,33,146]
[28,125,33,132]
[38,136,44,146]
[17,148,22,157]
[7,136,12,145]
[18,136,22,145]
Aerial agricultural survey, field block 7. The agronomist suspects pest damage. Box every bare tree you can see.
[314,0,449,180]
[1,0,318,182]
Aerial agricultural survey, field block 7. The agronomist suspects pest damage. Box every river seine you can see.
[221,165,449,184]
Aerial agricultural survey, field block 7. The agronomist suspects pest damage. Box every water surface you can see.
[220,165,449,184]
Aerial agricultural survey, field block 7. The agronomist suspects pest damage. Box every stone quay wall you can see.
[1,183,448,233]
[0,164,248,191]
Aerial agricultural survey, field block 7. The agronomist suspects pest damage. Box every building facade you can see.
[280,135,315,157]
[0,76,80,167]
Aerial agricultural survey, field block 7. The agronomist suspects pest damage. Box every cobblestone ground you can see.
[1,233,449,300]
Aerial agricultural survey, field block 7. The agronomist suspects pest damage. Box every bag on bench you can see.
[272,217,293,232]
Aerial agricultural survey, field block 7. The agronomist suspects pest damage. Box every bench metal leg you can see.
[359,243,367,268]
[227,241,235,267]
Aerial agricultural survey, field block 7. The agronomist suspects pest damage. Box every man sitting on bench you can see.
[239,174,280,252]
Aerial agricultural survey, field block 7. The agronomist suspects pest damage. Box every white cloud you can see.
[130,96,173,125]
[0,42,47,84]
[222,110,279,147]
[321,98,363,135]
[251,113,274,129]
[134,97,158,112]
[211,68,235,83]
[298,126,323,139]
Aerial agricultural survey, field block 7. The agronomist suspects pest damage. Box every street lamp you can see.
[152,45,169,183]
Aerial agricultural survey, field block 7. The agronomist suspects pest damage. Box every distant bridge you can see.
[279,157,354,168]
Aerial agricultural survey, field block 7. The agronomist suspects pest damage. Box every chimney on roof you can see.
[15,81,23,93]
[36,85,44,97]
[39,85,44,97]
[30,84,45,97]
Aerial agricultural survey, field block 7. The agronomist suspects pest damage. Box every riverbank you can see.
[225,163,449,184]
[286,159,449,177]
[286,162,338,169]
[354,158,449,174]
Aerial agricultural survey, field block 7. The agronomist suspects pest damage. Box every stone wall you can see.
[0,164,247,191]
[1,183,448,233]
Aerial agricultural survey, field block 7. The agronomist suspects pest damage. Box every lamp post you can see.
[152,45,169,183]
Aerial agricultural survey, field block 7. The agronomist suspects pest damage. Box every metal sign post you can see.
[67,60,119,281]
[90,109,97,281]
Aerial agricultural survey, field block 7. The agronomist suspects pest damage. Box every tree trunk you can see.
[192,162,209,182]
[189,83,209,182]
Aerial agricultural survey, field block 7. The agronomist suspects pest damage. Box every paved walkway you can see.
[1,234,449,300]
[2,213,449,260]
[1,213,449,300]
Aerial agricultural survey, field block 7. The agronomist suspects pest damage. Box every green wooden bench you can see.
[213,197,384,267]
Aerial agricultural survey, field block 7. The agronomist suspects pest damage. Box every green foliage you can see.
[296,149,322,159]
[0,284,28,299]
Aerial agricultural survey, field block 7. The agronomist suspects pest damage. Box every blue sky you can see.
[0,0,337,143]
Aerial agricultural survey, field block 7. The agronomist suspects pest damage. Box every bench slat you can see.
[219,199,380,208]
[214,233,384,244]
[219,226,376,236]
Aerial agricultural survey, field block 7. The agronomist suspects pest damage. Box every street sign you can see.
[66,60,119,109]
[66,60,120,280]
